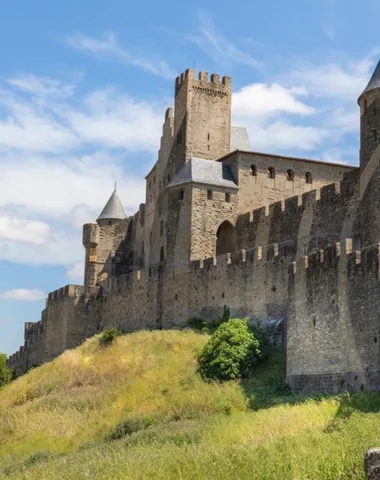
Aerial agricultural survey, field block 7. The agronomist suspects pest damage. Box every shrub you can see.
[199,318,263,381]
[98,327,120,346]
[0,353,12,387]
[108,416,157,440]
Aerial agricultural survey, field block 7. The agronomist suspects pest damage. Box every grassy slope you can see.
[0,330,379,480]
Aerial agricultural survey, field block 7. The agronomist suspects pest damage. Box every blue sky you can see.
[0,0,379,355]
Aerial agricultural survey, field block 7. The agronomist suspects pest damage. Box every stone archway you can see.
[216,221,237,256]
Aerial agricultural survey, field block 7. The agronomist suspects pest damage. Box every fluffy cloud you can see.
[0,217,50,244]
[284,58,373,100]
[0,74,153,267]
[232,83,313,118]
[0,289,46,301]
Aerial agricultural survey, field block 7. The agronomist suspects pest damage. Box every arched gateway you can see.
[216,221,237,256]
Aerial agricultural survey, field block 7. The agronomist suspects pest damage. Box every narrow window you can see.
[286,169,294,181]
[207,133,210,141]
[305,172,312,184]
[207,190,213,200]
[250,164,257,176]
[160,220,164,237]
[179,189,184,200]
[150,232,152,243]
[225,193,231,203]
[160,247,165,262]
[268,167,275,179]
[374,129,378,142]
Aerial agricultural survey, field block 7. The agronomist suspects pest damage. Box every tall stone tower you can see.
[166,69,232,179]
[357,59,380,246]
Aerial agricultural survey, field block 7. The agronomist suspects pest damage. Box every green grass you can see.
[0,329,378,479]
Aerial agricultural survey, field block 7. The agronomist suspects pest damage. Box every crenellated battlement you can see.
[47,285,84,304]
[288,239,380,279]
[175,68,231,94]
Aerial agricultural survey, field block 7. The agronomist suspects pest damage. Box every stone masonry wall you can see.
[287,241,380,393]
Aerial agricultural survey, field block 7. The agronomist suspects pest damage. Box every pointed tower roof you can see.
[359,59,380,103]
[97,186,126,221]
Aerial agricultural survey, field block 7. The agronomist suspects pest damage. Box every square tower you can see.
[166,69,232,179]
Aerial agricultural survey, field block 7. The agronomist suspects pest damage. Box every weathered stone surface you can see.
[365,448,380,479]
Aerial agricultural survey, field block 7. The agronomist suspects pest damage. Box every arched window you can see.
[160,247,165,262]
[216,221,237,256]
[286,169,294,181]
[179,189,184,200]
[250,164,257,176]
[225,193,231,203]
[305,172,312,184]
[268,167,275,179]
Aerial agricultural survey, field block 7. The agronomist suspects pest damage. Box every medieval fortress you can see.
[8,61,380,393]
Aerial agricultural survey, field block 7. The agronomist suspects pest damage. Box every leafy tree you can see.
[0,353,13,387]
[199,318,262,381]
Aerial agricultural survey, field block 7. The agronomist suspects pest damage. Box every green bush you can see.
[199,319,262,381]
[108,416,157,440]
[98,327,120,346]
[0,353,12,387]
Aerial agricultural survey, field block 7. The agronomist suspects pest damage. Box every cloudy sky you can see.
[0,0,378,355]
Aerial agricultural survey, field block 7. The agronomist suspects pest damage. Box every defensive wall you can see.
[287,240,380,393]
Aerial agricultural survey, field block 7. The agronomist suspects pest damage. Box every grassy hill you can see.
[0,329,379,479]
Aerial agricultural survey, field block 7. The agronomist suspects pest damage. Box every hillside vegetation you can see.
[0,329,379,479]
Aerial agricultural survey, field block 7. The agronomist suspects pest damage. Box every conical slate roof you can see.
[97,188,126,221]
[359,59,380,102]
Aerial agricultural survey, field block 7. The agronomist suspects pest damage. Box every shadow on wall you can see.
[216,220,237,255]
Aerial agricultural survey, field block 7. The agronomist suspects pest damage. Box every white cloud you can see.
[242,121,328,153]
[0,78,164,153]
[0,217,50,244]
[66,262,84,282]
[0,74,153,267]
[0,289,46,301]
[286,59,373,99]
[232,83,313,118]
[66,32,176,80]
[7,74,75,98]
[66,88,163,151]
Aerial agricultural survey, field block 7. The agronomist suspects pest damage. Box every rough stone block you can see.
[365,448,380,479]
